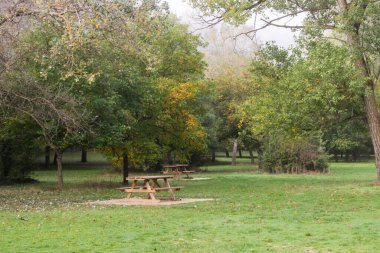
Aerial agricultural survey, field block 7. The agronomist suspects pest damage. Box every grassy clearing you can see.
[0,158,380,252]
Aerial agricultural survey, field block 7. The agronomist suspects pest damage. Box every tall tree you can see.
[191,0,380,182]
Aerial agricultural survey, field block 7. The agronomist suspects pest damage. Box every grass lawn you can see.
[0,157,380,253]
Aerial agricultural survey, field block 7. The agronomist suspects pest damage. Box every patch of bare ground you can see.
[87,198,214,206]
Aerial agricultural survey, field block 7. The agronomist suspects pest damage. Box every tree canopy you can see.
[190,0,380,181]
[0,0,207,185]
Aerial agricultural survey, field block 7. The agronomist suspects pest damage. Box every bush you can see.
[0,118,40,183]
[261,134,328,174]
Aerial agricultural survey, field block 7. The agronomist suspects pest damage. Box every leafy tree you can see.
[211,70,259,165]
[238,40,365,172]
[1,0,207,187]
[200,24,259,164]
[48,3,207,182]
[261,133,328,173]
[244,42,364,135]
[190,0,380,181]
[0,117,41,183]
[0,0,170,186]
[323,120,371,161]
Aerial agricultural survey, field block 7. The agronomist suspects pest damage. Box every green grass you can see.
[1,158,380,252]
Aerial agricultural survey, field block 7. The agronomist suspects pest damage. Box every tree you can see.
[0,0,110,187]
[191,0,380,182]
[0,0,169,187]
[1,56,87,188]
[210,70,259,165]
[200,23,260,164]
[0,117,41,182]
[244,42,364,134]
[68,6,207,182]
[1,0,205,187]
[237,39,365,172]
[323,121,371,161]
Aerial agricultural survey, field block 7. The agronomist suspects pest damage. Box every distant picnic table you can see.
[161,164,195,179]
[118,175,182,201]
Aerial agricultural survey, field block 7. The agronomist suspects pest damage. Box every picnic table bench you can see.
[118,175,182,201]
[161,164,195,179]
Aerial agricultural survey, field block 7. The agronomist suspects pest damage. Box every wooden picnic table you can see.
[117,175,182,201]
[161,164,195,179]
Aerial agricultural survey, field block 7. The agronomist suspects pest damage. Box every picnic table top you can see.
[163,164,189,168]
[126,175,174,180]
[162,164,178,168]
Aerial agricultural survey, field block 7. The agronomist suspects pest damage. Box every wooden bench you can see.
[117,187,156,193]
[155,186,183,192]
[118,186,183,192]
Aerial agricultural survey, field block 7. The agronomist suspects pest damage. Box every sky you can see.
[165,0,300,48]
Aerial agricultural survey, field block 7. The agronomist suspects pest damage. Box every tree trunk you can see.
[45,146,50,169]
[345,151,350,162]
[352,150,358,162]
[211,149,216,163]
[225,149,230,157]
[53,152,57,166]
[354,56,380,181]
[337,0,380,182]
[81,147,87,163]
[165,152,173,164]
[363,87,380,182]
[249,150,255,164]
[56,150,63,189]
[257,148,263,171]
[238,149,242,158]
[123,153,129,185]
[232,139,238,166]
[334,152,339,162]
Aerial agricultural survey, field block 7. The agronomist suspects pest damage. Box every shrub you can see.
[0,118,40,183]
[261,134,328,174]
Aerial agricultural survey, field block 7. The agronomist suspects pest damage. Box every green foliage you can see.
[150,17,206,81]
[0,118,40,182]
[323,120,371,159]
[191,0,380,180]
[249,42,294,80]
[235,40,367,171]
[206,71,258,154]
[243,41,364,136]
[2,0,207,174]
[241,41,361,135]
[261,134,328,173]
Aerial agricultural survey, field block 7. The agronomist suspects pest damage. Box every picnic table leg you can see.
[127,180,137,199]
[151,179,161,188]
[164,178,176,200]
[144,180,156,200]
